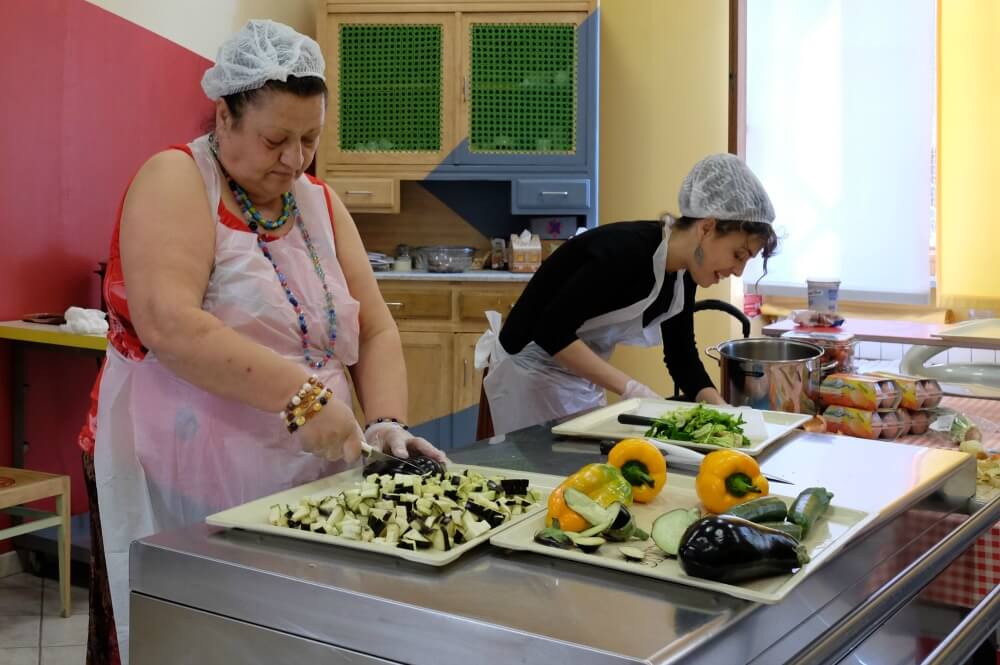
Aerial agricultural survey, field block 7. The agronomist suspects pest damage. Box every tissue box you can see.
[510,232,542,273]
[530,217,577,240]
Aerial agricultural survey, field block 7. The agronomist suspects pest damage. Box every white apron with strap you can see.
[93,135,361,664]
[478,223,686,436]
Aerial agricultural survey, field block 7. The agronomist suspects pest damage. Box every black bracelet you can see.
[364,417,409,431]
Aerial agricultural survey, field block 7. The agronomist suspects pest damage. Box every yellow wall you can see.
[937,0,1000,313]
[600,0,737,396]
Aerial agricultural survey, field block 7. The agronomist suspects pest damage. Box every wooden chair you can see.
[0,467,71,617]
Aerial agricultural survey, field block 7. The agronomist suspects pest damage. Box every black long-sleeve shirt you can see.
[499,220,715,399]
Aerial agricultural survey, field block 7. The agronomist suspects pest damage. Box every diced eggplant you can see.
[367,514,386,536]
[500,478,530,495]
[464,501,506,528]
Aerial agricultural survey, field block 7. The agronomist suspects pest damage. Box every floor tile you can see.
[40,582,88,618]
[41,646,85,665]
[40,613,88,648]
[0,614,40,649]
[0,577,42,616]
[0,648,38,665]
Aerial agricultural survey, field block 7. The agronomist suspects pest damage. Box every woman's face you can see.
[689,219,765,287]
[216,90,325,201]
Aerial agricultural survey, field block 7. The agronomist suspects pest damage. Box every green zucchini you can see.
[787,488,834,537]
[759,521,803,541]
[723,496,788,523]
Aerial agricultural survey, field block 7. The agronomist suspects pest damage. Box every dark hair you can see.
[672,215,780,280]
[219,75,328,127]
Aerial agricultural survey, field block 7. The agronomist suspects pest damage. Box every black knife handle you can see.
[617,413,658,427]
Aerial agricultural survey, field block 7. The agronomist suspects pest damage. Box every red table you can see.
[872,396,1000,608]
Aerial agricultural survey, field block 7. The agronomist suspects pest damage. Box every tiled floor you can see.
[0,573,88,665]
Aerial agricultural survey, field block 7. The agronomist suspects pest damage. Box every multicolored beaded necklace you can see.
[208,133,338,369]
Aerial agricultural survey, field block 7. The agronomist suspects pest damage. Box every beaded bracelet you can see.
[364,417,409,432]
[281,375,330,433]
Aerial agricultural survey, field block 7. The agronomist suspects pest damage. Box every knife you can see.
[360,440,427,475]
[611,414,794,485]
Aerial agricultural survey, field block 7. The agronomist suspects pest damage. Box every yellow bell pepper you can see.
[607,438,667,503]
[546,463,633,532]
[695,449,770,514]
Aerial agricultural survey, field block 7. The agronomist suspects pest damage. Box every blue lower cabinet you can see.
[409,404,480,451]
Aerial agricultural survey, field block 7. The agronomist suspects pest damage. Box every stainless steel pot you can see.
[706,337,833,414]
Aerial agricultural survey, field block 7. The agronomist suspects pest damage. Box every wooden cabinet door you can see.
[452,332,484,413]
[399,331,453,428]
[320,13,457,167]
[455,12,588,166]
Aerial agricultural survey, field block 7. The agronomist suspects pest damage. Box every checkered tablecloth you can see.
[872,396,1000,608]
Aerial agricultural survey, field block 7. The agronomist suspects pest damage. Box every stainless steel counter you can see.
[130,426,980,665]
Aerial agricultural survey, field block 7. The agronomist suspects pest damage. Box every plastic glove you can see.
[364,422,450,465]
[622,379,660,400]
[299,400,365,463]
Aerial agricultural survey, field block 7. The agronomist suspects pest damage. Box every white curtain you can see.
[742,0,935,304]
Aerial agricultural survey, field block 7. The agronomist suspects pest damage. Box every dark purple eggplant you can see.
[363,454,444,477]
[678,515,810,584]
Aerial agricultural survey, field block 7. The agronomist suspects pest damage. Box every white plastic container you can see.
[807,278,841,313]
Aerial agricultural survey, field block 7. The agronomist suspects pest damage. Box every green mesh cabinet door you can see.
[329,15,455,165]
[460,13,585,163]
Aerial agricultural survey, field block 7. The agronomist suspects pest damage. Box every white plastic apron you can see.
[93,135,361,663]
[478,224,686,436]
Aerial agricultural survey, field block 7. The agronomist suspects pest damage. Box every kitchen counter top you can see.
[130,421,979,665]
[374,270,532,282]
[763,318,1000,350]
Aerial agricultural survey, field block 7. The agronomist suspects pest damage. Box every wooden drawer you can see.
[457,289,520,323]
[328,177,399,213]
[380,287,452,320]
[512,178,591,213]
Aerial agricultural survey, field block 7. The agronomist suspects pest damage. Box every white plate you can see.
[206,464,556,567]
[551,398,811,456]
[490,474,875,604]
[932,318,1000,345]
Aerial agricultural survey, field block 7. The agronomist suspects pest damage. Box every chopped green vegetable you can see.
[644,404,751,448]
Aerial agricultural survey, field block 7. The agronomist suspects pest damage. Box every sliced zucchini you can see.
[619,546,647,562]
[563,488,613,527]
[651,508,701,556]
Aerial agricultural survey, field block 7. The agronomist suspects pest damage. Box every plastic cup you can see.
[807,278,841,313]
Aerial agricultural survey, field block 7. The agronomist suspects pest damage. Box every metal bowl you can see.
[414,246,477,273]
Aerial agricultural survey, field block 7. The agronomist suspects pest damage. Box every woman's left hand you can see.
[365,422,450,464]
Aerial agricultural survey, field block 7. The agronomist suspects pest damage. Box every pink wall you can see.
[0,0,213,535]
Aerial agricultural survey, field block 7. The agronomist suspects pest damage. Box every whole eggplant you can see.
[678,515,810,584]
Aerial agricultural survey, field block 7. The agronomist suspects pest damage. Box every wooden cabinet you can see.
[317,0,599,225]
[378,279,525,448]
[453,332,484,413]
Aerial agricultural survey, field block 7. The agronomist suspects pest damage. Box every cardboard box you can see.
[509,232,542,273]
[820,373,901,411]
[530,217,577,239]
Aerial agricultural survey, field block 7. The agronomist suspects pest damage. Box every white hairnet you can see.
[201,19,325,100]
[678,153,775,224]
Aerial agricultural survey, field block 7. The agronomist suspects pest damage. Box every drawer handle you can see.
[540,191,569,196]
[346,190,374,196]
[385,302,404,309]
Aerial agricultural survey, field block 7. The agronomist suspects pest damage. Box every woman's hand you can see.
[298,400,366,463]
[365,422,449,464]
[622,379,660,399]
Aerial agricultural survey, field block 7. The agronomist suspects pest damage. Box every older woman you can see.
[80,20,446,664]
[479,154,780,436]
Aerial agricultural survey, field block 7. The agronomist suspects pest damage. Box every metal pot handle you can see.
[705,346,722,364]
[821,359,839,374]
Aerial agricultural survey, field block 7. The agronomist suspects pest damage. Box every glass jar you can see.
[780,330,856,377]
